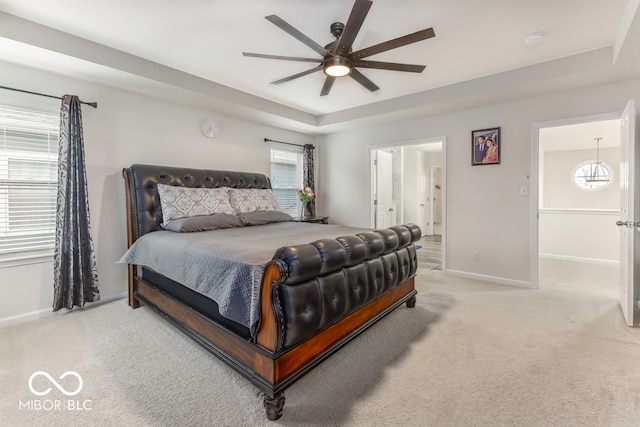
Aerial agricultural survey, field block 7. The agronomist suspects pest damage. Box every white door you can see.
[375,150,394,228]
[432,166,443,235]
[416,156,429,233]
[617,100,638,327]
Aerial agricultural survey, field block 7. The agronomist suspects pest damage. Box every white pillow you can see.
[228,188,280,213]
[157,184,235,225]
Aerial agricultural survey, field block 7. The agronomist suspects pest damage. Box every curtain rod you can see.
[264,138,314,149]
[0,85,98,108]
[264,138,316,149]
[264,138,302,147]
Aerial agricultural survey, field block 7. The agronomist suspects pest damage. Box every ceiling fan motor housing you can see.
[330,22,345,38]
[325,22,349,54]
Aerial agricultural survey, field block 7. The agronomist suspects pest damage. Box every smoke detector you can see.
[523,32,543,46]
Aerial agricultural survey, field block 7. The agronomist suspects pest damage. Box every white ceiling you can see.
[539,119,621,152]
[405,142,443,154]
[0,0,638,134]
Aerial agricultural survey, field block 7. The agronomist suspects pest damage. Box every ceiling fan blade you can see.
[271,64,323,85]
[265,15,332,58]
[349,68,380,92]
[352,60,426,73]
[334,0,372,56]
[350,27,435,60]
[320,77,336,96]
[243,52,323,63]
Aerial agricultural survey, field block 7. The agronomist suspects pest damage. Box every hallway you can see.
[416,234,442,270]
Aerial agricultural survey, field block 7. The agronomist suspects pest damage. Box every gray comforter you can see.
[118,222,367,335]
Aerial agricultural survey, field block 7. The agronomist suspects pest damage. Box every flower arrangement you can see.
[298,187,316,203]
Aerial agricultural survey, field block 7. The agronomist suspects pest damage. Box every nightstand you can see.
[293,216,329,224]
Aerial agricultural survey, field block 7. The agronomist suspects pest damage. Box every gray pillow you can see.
[162,214,244,232]
[228,188,280,213]
[157,184,235,225]
[238,211,293,226]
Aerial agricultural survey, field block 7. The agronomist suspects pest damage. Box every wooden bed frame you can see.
[122,164,420,420]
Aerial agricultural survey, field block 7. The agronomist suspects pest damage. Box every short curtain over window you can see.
[0,104,58,261]
[270,147,303,217]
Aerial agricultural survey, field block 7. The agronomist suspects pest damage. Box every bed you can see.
[120,164,421,420]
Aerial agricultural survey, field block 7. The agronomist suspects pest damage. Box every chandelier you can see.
[584,137,610,183]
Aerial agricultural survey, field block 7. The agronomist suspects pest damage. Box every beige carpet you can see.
[2,262,640,426]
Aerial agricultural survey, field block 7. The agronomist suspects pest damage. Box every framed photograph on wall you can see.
[472,127,501,165]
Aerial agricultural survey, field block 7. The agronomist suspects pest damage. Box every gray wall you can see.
[318,78,640,286]
[0,60,313,325]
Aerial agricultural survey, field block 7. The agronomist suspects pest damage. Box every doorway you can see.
[538,117,621,301]
[370,138,446,270]
[533,113,625,315]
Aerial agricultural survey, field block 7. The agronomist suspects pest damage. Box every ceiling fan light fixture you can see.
[324,56,352,77]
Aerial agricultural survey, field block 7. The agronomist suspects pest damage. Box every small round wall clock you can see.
[201,120,220,138]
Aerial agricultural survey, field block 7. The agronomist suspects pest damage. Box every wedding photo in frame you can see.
[472,127,501,165]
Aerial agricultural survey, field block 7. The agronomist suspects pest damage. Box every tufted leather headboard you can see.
[123,164,271,244]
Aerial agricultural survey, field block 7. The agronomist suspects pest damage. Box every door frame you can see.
[368,136,447,271]
[530,111,623,290]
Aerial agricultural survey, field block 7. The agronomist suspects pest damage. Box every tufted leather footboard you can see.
[268,224,421,351]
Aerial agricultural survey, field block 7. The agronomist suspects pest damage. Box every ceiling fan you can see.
[242,0,435,96]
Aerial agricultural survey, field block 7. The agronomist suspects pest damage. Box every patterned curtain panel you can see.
[53,95,100,311]
[303,144,316,218]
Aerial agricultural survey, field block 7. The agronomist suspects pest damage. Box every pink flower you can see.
[298,187,316,202]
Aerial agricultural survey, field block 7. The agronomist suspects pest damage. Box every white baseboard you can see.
[539,253,619,265]
[0,291,127,329]
[445,269,534,289]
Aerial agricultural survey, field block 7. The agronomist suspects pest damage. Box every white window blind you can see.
[0,104,59,261]
[270,147,303,217]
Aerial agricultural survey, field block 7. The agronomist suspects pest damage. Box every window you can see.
[0,104,59,262]
[270,147,303,217]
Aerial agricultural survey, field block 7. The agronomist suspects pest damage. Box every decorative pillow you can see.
[161,213,244,232]
[157,184,235,225]
[228,188,280,213]
[237,211,293,226]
